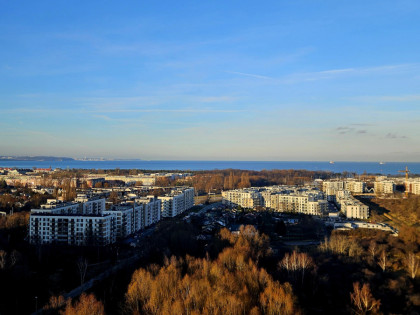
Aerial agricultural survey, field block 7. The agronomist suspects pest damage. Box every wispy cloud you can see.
[351,94,420,102]
[334,126,369,135]
[226,63,420,84]
[226,71,273,80]
[194,96,238,103]
[3,107,246,114]
[89,108,245,113]
[284,63,420,83]
[385,133,408,139]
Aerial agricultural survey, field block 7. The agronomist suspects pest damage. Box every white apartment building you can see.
[344,180,366,193]
[29,198,114,246]
[335,190,369,219]
[323,179,366,197]
[135,196,161,228]
[222,189,263,209]
[159,187,195,218]
[222,186,327,216]
[29,195,162,246]
[374,179,396,195]
[103,203,143,240]
[405,179,420,195]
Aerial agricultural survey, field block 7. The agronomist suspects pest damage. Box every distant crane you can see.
[398,166,410,197]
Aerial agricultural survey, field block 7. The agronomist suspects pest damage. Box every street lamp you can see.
[35,296,38,312]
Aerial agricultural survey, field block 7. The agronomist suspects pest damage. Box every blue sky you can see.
[1,1,420,161]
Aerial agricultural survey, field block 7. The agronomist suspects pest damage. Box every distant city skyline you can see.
[1,1,420,161]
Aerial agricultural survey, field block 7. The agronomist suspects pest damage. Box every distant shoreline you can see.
[0,160,419,175]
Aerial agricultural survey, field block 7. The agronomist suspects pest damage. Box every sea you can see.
[0,160,419,175]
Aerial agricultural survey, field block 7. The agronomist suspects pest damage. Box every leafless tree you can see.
[298,252,314,283]
[0,250,6,269]
[368,241,377,261]
[350,282,380,314]
[77,257,88,285]
[9,250,20,267]
[406,252,419,279]
[280,253,291,275]
[348,241,363,259]
[279,250,314,283]
[290,250,299,272]
[377,250,387,272]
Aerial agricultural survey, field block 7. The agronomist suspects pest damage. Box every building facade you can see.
[159,187,195,218]
[29,195,161,245]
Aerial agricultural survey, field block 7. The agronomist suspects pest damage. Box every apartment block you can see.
[29,194,163,246]
[222,186,327,216]
[135,196,161,228]
[158,187,195,218]
[374,179,396,195]
[335,190,369,219]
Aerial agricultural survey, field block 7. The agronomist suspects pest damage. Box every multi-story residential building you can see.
[103,203,141,240]
[335,190,369,219]
[374,179,396,195]
[29,194,164,246]
[405,179,420,195]
[135,196,161,228]
[29,198,114,246]
[158,187,195,218]
[323,179,366,198]
[222,188,263,209]
[344,179,366,193]
[222,186,327,216]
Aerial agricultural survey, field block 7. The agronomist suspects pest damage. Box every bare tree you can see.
[406,252,419,279]
[377,250,387,272]
[350,282,380,314]
[280,253,291,275]
[0,250,6,269]
[368,241,377,261]
[290,250,299,272]
[279,250,314,283]
[298,252,314,284]
[348,241,363,259]
[77,257,88,285]
[9,250,20,267]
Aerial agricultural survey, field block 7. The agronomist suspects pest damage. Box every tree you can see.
[279,250,314,283]
[0,250,6,269]
[350,282,380,314]
[45,295,67,310]
[368,241,377,261]
[298,251,314,283]
[94,182,103,188]
[377,250,387,272]
[77,257,88,285]
[108,191,119,204]
[406,252,419,279]
[61,293,104,315]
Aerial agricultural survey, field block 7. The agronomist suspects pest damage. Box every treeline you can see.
[46,226,300,315]
[42,220,420,314]
[191,169,333,195]
[126,225,298,315]
[0,212,29,230]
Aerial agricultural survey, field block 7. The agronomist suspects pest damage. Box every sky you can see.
[0,1,420,161]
